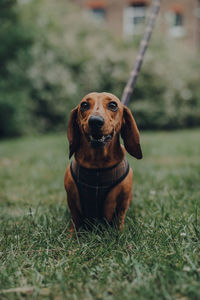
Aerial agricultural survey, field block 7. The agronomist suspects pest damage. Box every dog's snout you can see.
[88,115,104,129]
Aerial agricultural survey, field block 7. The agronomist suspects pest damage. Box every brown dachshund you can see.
[64,92,142,232]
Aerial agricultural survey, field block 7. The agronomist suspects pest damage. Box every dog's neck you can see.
[74,134,125,169]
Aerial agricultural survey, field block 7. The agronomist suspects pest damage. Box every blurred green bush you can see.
[0,0,33,137]
[0,0,200,137]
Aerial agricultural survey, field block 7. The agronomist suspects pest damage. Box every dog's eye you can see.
[80,102,90,111]
[108,101,118,111]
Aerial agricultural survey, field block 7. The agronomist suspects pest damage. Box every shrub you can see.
[0,0,200,138]
[23,0,200,132]
[130,39,200,130]
[0,0,33,137]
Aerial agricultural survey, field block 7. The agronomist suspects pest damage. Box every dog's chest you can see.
[70,158,129,220]
[75,182,112,219]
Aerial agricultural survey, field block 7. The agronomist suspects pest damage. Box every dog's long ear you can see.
[121,106,142,159]
[67,106,80,159]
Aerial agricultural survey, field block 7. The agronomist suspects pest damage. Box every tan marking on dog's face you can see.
[77,92,123,138]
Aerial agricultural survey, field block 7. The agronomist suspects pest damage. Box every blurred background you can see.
[0,0,200,138]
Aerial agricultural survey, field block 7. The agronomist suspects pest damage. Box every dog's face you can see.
[67,92,142,159]
[78,92,123,148]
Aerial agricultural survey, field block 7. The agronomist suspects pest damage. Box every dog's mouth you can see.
[86,130,114,148]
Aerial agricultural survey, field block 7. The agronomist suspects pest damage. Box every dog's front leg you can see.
[67,197,83,233]
[115,192,132,230]
[103,194,117,225]
[104,168,133,230]
[64,165,83,233]
[115,169,133,230]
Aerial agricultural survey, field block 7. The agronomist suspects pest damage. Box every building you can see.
[72,0,200,49]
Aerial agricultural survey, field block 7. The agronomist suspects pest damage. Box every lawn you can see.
[0,130,199,300]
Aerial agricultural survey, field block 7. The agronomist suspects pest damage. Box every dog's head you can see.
[67,92,142,159]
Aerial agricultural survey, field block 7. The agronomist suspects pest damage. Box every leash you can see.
[121,0,161,107]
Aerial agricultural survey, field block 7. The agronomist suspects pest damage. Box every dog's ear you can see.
[121,106,142,159]
[67,106,80,159]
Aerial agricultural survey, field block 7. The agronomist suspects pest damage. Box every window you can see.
[168,4,185,38]
[123,2,147,37]
[90,8,105,22]
[87,1,106,22]
[174,13,184,27]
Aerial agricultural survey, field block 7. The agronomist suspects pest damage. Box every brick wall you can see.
[72,0,200,49]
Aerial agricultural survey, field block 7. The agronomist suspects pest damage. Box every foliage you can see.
[131,41,200,130]
[0,130,200,299]
[0,0,200,137]
[24,0,131,131]
[0,0,33,137]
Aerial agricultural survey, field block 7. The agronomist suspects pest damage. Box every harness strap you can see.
[70,158,129,189]
[70,158,130,219]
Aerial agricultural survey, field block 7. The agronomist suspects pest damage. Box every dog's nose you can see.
[88,115,104,129]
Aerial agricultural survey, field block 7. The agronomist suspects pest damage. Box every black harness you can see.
[70,158,129,220]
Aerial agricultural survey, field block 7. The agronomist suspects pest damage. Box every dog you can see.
[64,92,142,233]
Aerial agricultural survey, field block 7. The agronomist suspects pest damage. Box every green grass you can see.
[0,130,200,300]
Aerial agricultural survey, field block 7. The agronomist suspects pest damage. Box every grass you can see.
[0,129,199,300]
